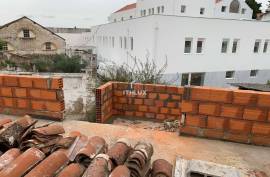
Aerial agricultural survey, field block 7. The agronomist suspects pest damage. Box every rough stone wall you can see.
[0,17,65,55]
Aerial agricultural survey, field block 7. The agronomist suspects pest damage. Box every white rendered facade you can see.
[90,0,270,87]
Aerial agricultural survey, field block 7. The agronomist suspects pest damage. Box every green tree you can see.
[246,0,262,19]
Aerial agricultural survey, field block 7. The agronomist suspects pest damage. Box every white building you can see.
[90,0,270,87]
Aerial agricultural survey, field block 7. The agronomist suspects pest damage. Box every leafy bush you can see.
[267,80,270,85]
[0,39,4,51]
[97,56,167,85]
[31,54,86,73]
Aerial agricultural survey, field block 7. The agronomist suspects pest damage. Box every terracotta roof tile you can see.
[57,163,85,177]
[152,159,173,177]
[25,151,69,177]
[0,118,12,128]
[114,3,136,13]
[110,165,130,177]
[0,148,21,171]
[0,147,45,177]
[32,124,65,136]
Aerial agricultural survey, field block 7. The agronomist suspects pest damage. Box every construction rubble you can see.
[0,116,173,177]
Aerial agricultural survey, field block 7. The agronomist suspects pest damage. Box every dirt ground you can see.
[2,114,270,175]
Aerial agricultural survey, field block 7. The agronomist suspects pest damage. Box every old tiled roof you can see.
[114,3,136,13]
[0,116,173,177]
[0,16,65,41]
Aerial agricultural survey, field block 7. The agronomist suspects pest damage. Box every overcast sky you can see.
[0,0,268,28]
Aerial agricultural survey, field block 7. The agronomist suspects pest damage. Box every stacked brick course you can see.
[96,82,183,122]
[96,82,270,146]
[0,75,64,120]
[181,86,270,146]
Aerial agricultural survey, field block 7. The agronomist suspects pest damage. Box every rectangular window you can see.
[120,37,122,48]
[161,6,165,13]
[181,73,189,86]
[45,42,52,50]
[232,39,239,53]
[148,9,151,15]
[221,39,229,53]
[2,42,8,51]
[130,16,133,19]
[263,40,269,53]
[241,8,246,14]
[196,39,204,53]
[124,37,127,49]
[221,6,226,12]
[121,17,124,21]
[184,38,192,53]
[152,8,154,14]
[200,8,205,15]
[23,29,30,38]
[254,40,261,53]
[130,37,133,50]
[226,71,235,79]
[112,37,115,48]
[190,73,205,86]
[181,5,186,13]
[157,6,161,14]
[250,70,258,77]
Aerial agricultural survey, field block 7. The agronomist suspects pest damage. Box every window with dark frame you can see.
[157,6,160,14]
[232,39,239,53]
[221,39,229,53]
[200,8,205,15]
[263,41,268,53]
[221,6,226,12]
[226,71,235,79]
[130,37,133,50]
[241,8,246,14]
[181,73,189,86]
[250,70,258,77]
[161,6,165,13]
[184,39,192,53]
[196,40,204,53]
[23,29,30,38]
[2,42,8,51]
[45,42,52,50]
[181,5,186,13]
[254,40,260,53]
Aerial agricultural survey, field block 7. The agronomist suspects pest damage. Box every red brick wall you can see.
[0,74,64,120]
[96,82,270,146]
[181,86,270,146]
[96,82,183,122]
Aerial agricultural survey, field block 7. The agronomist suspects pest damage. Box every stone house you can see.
[0,16,66,55]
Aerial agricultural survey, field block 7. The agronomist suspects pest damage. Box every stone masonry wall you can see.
[0,17,65,55]
[96,82,270,147]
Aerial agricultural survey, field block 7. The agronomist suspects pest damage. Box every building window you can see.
[241,8,246,14]
[221,6,227,12]
[114,19,117,22]
[130,16,133,19]
[181,5,186,13]
[1,42,8,51]
[161,6,165,13]
[184,38,192,53]
[121,17,124,21]
[112,37,115,48]
[232,39,239,53]
[152,8,154,14]
[45,42,52,50]
[130,37,134,50]
[263,40,269,53]
[221,39,229,53]
[226,71,235,79]
[250,70,258,77]
[181,73,189,86]
[124,37,127,49]
[229,0,240,13]
[196,39,204,53]
[23,29,30,38]
[144,10,146,16]
[200,8,205,15]
[148,9,151,15]
[120,37,122,48]
[191,73,205,86]
[254,40,261,53]
[157,6,161,14]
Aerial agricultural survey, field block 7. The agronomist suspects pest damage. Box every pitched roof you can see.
[114,3,136,13]
[0,16,65,41]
